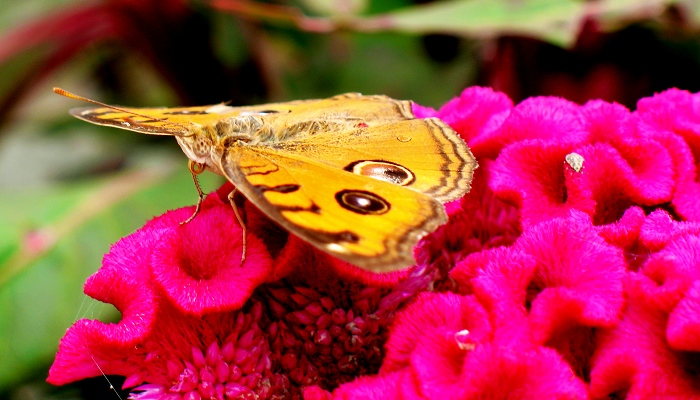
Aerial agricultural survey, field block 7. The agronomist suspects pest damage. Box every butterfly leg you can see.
[227,188,247,265]
[181,160,206,225]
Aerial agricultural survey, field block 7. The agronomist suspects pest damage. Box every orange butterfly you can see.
[55,88,477,272]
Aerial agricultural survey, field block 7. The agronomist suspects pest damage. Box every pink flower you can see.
[636,88,700,221]
[590,269,700,398]
[48,188,402,398]
[325,292,587,399]
[49,86,700,399]
[47,191,280,395]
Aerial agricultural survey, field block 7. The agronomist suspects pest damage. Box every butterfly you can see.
[54,88,477,272]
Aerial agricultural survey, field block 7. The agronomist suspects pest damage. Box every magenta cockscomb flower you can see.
[47,190,282,396]
[327,88,700,398]
[590,212,700,398]
[49,87,700,399]
[48,186,402,398]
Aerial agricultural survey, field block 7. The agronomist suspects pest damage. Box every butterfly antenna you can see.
[53,87,192,133]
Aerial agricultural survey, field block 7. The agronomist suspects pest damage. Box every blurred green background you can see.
[2,0,700,398]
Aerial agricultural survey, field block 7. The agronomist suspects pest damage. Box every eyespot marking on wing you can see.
[344,160,415,186]
[335,190,390,215]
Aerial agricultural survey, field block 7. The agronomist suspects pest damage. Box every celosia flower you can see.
[49,186,400,398]
[49,87,700,399]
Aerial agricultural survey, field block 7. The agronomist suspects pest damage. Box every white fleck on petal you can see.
[565,152,585,172]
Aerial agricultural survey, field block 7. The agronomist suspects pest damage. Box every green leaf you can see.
[298,0,369,16]
[364,0,676,47]
[215,0,675,47]
[376,0,585,47]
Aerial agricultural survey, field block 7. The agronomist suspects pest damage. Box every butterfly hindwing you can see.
[218,144,447,271]
[270,118,475,202]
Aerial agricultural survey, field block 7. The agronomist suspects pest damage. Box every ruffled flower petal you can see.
[668,280,700,351]
[148,193,272,314]
[589,275,700,399]
[490,97,680,227]
[477,96,587,158]
[381,292,491,373]
[48,227,161,385]
[636,88,700,221]
[450,210,627,384]
[434,86,513,157]
[360,292,586,399]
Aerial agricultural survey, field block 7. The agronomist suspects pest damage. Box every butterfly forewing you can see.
[68,94,415,137]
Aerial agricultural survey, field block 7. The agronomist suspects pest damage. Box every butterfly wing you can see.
[68,105,224,135]
[269,118,476,203]
[218,144,447,271]
[67,93,414,136]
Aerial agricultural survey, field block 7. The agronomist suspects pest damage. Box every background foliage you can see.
[1,0,700,398]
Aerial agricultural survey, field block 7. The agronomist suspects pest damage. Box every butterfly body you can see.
[57,90,477,272]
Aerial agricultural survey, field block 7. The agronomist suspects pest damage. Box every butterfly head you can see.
[175,127,223,174]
